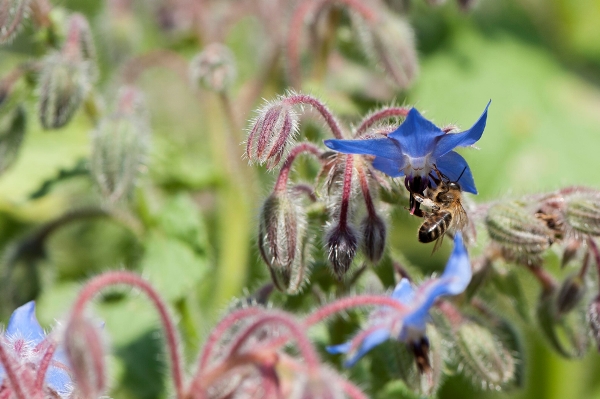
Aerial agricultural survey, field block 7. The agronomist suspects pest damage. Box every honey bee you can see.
[414,168,468,252]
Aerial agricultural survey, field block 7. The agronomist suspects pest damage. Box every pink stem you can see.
[226,312,320,369]
[304,295,408,326]
[355,162,375,217]
[274,142,323,193]
[338,155,354,226]
[70,271,185,399]
[283,93,346,139]
[0,339,28,399]
[354,107,411,137]
[286,1,316,88]
[34,339,58,392]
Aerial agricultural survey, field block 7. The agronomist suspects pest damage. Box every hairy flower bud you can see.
[246,98,299,170]
[90,86,150,203]
[64,316,106,399]
[190,43,237,93]
[0,0,29,44]
[454,322,516,389]
[588,295,600,351]
[325,223,359,279]
[258,191,308,294]
[556,274,586,315]
[37,52,91,129]
[360,213,387,264]
[565,197,600,236]
[485,202,553,256]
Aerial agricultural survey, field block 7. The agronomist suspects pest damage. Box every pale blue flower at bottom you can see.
[327,233,471,367]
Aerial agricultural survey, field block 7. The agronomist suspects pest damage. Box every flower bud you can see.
[190,43,237,93]
[485,202,553,256]
[64,316,106,399]
[325,222,359,279]
[0,0,29,44]
[37,52,91,129]
[360,213,387,264]
[454,321,515,389]
[258,191,308,294]
[287,369,345,399]
[90,86,150,203]
[246,99,299,170]
[565,197,600,236]
[556,274,586,315]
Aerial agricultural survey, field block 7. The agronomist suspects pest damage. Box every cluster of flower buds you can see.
[247,91,489,289]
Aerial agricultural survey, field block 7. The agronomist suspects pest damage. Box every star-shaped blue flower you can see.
[327,233,471,367]
[324,102,490,195]
[0,302,72,396]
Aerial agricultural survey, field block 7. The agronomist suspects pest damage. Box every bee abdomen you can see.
[419,211,452,243]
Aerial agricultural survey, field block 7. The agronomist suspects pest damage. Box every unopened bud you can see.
[565,197,600,236]
[37,52,91,129]
[360,213,387,264]
[0,0,29,44]
[64,317,106,399]
[246,99,299,170]
[287,369,344,399]
[326,223,359,279]
[258,192,308,294]
[485,202,553,256]
[556,274,586,315]
[561,239,582,267]
[90,86,150,203]
[190,43,237,93]
[588,295,600,351]
[455,322,515,389]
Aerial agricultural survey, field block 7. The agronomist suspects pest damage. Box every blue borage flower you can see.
[324,102,490,196]
[327,233,471,367]
[0,301,72,396]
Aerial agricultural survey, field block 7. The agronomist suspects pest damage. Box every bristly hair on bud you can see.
[258,191,309,294]
[189,43,237,93]
[0,0,30,44]
[587,294,600,351]
[246,96,300,170]
[565,196,600,237]
[360,213,386,264]
[90,86,150,203]
[325,222,359,280]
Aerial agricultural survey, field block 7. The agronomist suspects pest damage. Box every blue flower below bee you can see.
[324,102,490,195]
[327,233,472,367]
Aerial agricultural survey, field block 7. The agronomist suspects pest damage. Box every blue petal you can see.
[391,279,414,304]
[326,341,352,355]
[372,156,406,177]
[432,101,490,159]
[45,347,72,394]
[6,301,46,345]
[388,108,444,158]
[324,138,402,160]
[435,151,477,194]
[344,328,391,367]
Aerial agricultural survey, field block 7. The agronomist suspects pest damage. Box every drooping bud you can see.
[246,98,299,170]
[561,238,582,267]
[37,52,91,129]
[0,0,29,44]
[454,321,516,389]
[485,202,554,256]
[360,213,387,264]
[190,43,237,93]
[352,12,418,88]
[258,191,308,294]
[64,316,106,399]
[64,13,98,82]
[587,294,600,351]
[90,86,150,203]
[565,197,600,236]
[556,274,586,315]
[325,222,359,279]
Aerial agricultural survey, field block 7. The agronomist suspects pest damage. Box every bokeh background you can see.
[1,0,600,398]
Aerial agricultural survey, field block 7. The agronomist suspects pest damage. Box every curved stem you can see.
[274,142,323,193]
[304,295,408,326]
[286,1,315,88]
[34,339,58,392]
[0,339,29,399]
[70,271,185,399]
[354,106,410,137]
[283,93,346,139]
[355,162,375,217]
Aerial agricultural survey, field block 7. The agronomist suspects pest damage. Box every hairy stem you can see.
[283,94,346,139]
[304,295,408,326]
[274,142,323,193]
[354,106,410,137]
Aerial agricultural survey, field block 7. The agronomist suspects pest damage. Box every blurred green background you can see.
[2,0,600,398]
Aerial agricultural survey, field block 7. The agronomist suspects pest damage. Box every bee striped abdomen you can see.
[418,211,453,243]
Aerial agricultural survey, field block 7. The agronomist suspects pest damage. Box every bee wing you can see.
[452,202,469,232]
[432,234,445,254]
